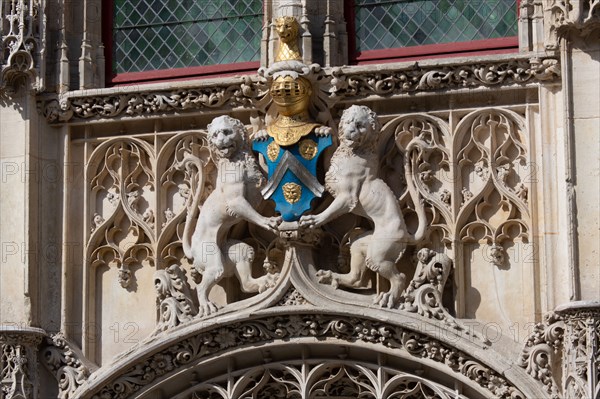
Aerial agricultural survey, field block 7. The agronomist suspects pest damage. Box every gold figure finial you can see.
[275,16,302,62]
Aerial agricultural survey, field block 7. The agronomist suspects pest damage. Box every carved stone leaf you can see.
[41,57,560,123]
[41,334,93,399]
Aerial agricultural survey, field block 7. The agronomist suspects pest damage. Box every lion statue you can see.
[181,115,282,317]
[299,105,427,308]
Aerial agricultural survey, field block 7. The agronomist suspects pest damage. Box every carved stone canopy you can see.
[545,0,600,49]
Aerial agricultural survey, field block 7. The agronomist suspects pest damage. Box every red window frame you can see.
[345,0,520,65]
[102,0,263,86]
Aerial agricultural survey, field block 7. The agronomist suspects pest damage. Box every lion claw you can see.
[299,214,323,229]
[373,291,400,309]
[257,272,280,293]
[263,216,283,232]
[316,270,339,289]
[253,129,269,141]
[198,300,220,318]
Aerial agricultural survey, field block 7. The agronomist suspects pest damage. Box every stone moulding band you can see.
[39,54,560,124]
[68,309,545,399]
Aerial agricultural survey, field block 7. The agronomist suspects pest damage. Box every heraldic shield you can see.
[253,133,332,222]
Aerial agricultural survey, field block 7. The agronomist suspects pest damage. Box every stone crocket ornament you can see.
[253,16,332,222]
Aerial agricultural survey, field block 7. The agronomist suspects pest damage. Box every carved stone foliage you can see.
[518,302,600,398]
[276,287,310,306]
[0,329,44,399]
[43,78,258,123]
[518,312,565,397]
[0,0,45,93]
[41,57,560,124]
[399,249,453,320]
[85,313,525,399]
[184,361,469,399]
[545,0,600,49]
[154,264,197,333]
[41,334,93,399]
[333,58,560,99]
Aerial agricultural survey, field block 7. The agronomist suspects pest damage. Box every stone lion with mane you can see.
[182,115,281,317]
[300,105,427,308]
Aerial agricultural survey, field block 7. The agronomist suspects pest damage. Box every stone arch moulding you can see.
[71,308,546,399]
[70,243,546,399]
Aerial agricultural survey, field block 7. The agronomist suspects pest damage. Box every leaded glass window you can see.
[355,0,518,53]
[112,0,263,74]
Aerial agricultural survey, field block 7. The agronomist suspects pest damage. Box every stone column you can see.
[1,0,59,347]
[519,0,546,52]
[544,0,600,301]
[0,91,61,334]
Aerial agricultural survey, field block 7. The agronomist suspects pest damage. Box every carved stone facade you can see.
[0,0,45,93]
[519,302,600,398]
[0,328,44,399]
[0,1,599,398]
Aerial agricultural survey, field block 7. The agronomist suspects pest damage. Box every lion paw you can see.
[257,272,280,293]
[198,300,220,318]
[316,270,340,289]
[253,129,269,141]
[299,214,324,229]
[373,291,401,309]
[262,216,282,233]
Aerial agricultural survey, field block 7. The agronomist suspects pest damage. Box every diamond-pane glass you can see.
[355,0,517,52]
[113,0,263,74]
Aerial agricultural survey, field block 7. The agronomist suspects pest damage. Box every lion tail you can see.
[405,138,429,243]
[178,154,206,261]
